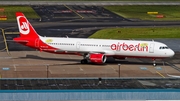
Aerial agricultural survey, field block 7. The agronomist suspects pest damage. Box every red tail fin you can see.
[16,12,39,38]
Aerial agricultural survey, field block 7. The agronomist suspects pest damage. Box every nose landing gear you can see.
[152,58,156,66]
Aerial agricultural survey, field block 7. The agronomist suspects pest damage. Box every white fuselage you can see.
[40,37,175,58]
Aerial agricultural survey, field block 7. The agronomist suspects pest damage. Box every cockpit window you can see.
[159,46,169,49]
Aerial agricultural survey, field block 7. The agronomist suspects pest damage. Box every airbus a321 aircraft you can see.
[14,12,175,66]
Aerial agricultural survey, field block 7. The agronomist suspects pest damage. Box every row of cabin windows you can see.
[48,43,111,47]
[80,44,110,47]
[48,43,75,46]
[81,44,98,46]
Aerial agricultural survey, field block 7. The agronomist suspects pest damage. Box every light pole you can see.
[118,64,121,77]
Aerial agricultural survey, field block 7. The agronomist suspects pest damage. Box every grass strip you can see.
[0,6,40,21]
[89,27,180,39]
[104,5,180,21]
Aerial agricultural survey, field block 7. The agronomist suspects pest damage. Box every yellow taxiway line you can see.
[63,4,84,19]
[5,32,19,34]
[156,71,165,78]
[0,28,10,55]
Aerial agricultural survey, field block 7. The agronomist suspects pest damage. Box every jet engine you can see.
[89,53,107,64]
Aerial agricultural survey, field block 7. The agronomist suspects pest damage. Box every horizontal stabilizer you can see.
[13,37,29,43]
[14,40,28,43]
[13,39,29,43]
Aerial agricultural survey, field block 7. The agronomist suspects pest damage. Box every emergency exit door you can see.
[76,42,80,49]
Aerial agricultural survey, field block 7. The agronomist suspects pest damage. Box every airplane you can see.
[14,12,175,66]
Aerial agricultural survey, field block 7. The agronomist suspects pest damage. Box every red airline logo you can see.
[20,22,28,31]
[110,42,148,52]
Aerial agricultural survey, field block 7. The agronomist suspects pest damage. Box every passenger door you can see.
[149,43,154,53]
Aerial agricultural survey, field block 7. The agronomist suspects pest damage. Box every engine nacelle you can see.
[89,53,107,64]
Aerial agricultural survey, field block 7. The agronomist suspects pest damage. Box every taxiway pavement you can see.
[0,51,179,78]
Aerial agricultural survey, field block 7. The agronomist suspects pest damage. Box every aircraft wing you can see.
[54,49,115,55]
[54,49,104,53]
[167,74,180,78]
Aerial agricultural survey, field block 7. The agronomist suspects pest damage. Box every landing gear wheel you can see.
[81,59,88,64]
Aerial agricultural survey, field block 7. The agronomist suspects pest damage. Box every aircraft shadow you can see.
[18,54,80,62]
[17,54,163,66]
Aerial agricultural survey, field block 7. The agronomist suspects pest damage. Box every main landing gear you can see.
[81,53,88,64]
[81,59,88,64]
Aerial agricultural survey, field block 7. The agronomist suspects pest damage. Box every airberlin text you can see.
[110,42,148,52]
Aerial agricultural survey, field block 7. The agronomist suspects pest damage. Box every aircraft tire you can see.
[81,59,88,64]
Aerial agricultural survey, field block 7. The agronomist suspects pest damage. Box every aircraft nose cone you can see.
[169,49,175,57]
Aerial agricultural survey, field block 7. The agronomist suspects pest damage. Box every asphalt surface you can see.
[32,5,125,22]
[0,51,180,78]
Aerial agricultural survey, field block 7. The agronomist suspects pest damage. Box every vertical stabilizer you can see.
[16,12,39,38]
